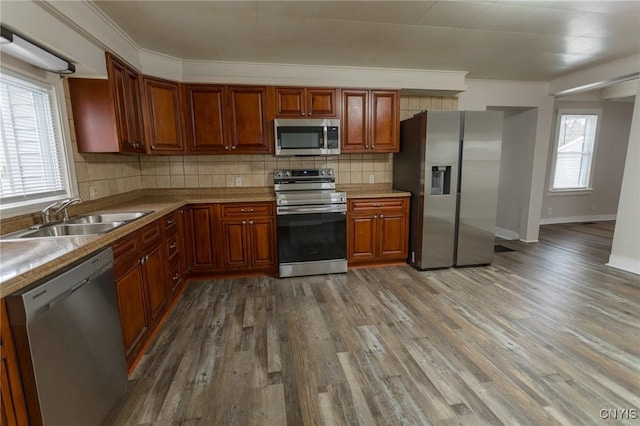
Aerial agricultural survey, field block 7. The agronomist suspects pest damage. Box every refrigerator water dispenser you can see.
[431,166,451,195]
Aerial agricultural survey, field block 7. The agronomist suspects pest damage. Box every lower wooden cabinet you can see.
[112,220,169,369]
[184,204,219,273]
[219,203,277,273]
[185,202,277,275]
[347,197,409,265]
[0,299,28,426]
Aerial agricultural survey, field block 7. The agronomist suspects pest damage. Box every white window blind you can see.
[0,72,67,206]
[551,111,600,191]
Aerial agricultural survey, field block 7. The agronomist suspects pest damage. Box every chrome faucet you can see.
[42,197,83,224]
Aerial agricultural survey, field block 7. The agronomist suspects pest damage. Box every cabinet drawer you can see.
[349,198,407,212]
[220,203,273,218]
[168,262,182,293]
[140,221,161,247]
[163,211,179,235]
[112,235,141,278]
[166,232,180,263]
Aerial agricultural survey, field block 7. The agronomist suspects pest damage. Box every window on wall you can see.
[0,68,74,214]
[550,109,601,191]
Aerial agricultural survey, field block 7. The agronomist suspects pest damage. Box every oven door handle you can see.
[277,205,346,215]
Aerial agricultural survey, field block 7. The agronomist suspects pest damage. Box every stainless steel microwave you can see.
[274,118,340,156]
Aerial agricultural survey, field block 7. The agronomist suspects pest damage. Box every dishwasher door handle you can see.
[47,278,91,310]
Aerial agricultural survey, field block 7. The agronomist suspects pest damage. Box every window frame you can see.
[0,63,77,218]
[548,108,601,195]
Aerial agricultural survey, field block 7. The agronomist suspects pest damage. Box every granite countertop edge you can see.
[0,188,410,297]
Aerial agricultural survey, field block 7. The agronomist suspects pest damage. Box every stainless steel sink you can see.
[67,211,153,224]
[0,210,154,240]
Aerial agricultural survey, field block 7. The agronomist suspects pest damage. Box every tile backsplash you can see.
[139,153,393,189]
[64,77,457,200]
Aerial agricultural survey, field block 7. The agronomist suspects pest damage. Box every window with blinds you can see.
[0,71,70,210]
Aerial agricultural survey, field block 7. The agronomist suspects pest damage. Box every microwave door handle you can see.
[323,125,328,149]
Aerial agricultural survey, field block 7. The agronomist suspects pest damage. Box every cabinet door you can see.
[143,77,184,153]
[377,212,407,259]
[248,218,276,268]
[274,87,305,117]
[227,86,271,153]
[116,263,149,363]
[307,88,337,117]
[370,90,399,152]
[0,300,28,426]
[221,220,249,268]
[124,67,146,152]
[107,58,133,152]
[184,85,227,153]
[142,243,168,326]
[106,54,145,153]
[348,214,377,262]
[341,90,368,152]
[187,206,218,269]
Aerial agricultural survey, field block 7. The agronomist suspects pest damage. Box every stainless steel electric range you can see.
[274,168,347,278]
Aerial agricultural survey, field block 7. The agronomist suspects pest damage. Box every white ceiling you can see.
[92,0,640,81]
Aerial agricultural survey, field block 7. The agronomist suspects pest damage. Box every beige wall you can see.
[541,100,633,223]
[66,93,457,197]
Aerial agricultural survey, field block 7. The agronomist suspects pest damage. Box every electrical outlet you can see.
[547,207,552,216]
[89,186,98,199]
[235,176,242,187]
[369,174,375,184]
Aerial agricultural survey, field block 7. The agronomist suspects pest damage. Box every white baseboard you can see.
[495,227,520,240]
[539,214,617,225]
[606,255,640,275]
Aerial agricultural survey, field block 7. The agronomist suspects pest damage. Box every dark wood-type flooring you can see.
[107,222,639,425]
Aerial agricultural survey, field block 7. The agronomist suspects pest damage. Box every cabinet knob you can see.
[231,145,237,150]
[374,214,378,219]
[242,220,247,225]
[372,145,376,149]
[224,146,230,150]
[173,273,179,281]
[380,214,384,219]
[249,220,254,225]
[365,144,369,149]
[167,219,175,225]
[151,145,156,150]
[300,112,305,116]
[170,243,177,249]
[240,208,254,213]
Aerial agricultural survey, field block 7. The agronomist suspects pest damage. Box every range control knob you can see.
[319,169,326,176]
[285,171,291,177]
[327,169,334,176]
[274,170,283,178]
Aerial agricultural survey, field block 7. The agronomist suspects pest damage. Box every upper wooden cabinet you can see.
[341,89,399,153]
[142,76,184,154]
[184,85,271,154]
[68,54,146,153]
[106,54,146,153]
[184,84,227,153]
[227,86,271,153]
[272,87,338,117]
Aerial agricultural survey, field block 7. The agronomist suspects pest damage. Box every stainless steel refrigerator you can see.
[393,111,503,269]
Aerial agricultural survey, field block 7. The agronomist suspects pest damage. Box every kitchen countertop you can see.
[0,187,410,297]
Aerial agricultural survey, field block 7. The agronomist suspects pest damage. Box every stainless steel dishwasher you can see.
[6,247,128,425]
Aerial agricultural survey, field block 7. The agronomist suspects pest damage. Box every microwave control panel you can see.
[327,127,339,149]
